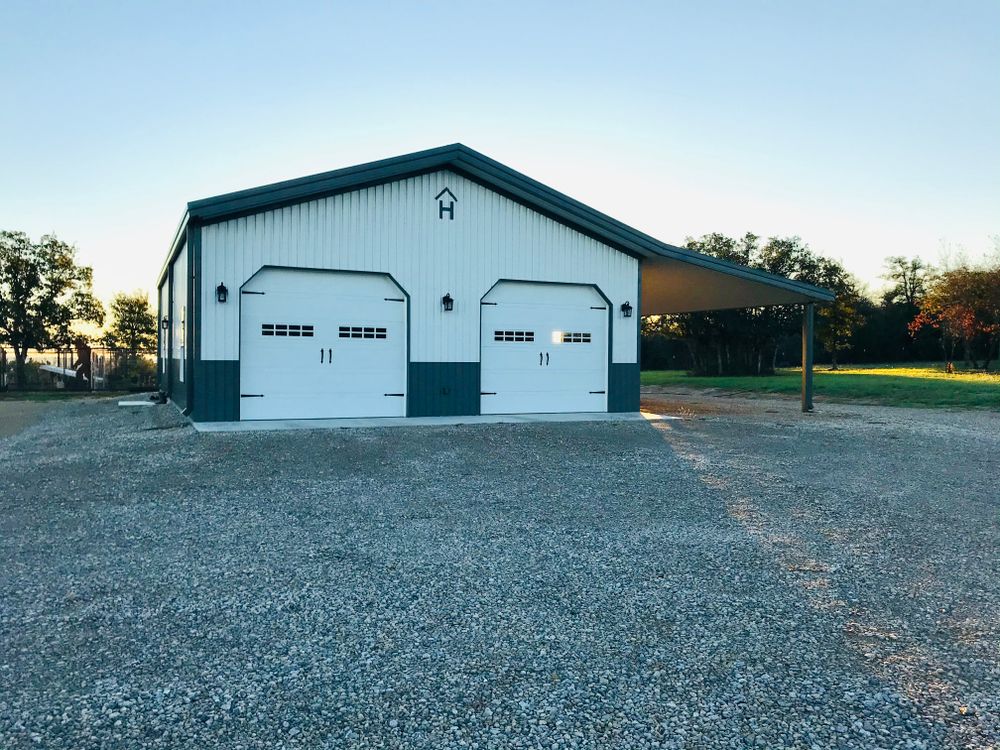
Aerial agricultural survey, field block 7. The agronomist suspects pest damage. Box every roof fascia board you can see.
[453,149,834,302]
[187,144,458,209]
[163,143,833,303]
[156,211,190,288]
[187,148,459,222]
[444,163,645,261]
[188,164,444,227]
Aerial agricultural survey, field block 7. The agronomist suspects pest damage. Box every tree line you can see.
[5,228,998,386]
[0,231,157,387]
[642,233,1000,374]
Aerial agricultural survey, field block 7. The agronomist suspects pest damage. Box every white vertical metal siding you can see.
[200,170,639,364]
[171,243,187,363]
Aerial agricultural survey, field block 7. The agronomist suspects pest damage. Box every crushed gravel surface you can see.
[1,396,998,748]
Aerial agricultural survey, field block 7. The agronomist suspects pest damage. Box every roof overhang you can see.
[157,144,835,308]
[642,256,834,314]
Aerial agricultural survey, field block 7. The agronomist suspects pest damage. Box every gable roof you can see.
[158,144,834,306]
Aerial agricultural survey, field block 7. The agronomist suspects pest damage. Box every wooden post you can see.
[802,302,814,412]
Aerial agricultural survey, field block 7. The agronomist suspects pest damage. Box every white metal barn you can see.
[156,145,832,423]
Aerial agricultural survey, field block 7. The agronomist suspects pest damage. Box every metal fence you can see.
[0,347,158,392]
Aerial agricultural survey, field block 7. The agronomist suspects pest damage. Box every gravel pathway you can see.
[1,396,997,748]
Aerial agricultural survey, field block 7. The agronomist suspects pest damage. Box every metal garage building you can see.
[156,144,833,423]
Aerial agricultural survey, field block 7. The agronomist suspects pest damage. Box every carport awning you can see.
[641,255,834,315]
[637,246,831,415]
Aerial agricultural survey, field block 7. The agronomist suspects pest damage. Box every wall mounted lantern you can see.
[216,283,229,304]
[161,316,170,330]
[620,301,633,318]
[442,293,454,312]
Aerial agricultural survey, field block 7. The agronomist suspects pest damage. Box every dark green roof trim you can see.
[156,211,190,288]
[187,146,460,221]
[158,144,834,303]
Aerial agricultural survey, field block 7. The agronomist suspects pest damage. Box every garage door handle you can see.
[545,352,549,366]
[320,348,324,363]
[539,352,543,366]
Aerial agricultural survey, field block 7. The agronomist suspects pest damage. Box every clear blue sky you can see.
[2,0,997,303]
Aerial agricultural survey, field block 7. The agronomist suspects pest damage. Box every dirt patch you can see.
[642,390,767,418]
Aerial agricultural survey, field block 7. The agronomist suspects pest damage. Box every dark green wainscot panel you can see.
[608,363,640,412]
[191,360,240,422]
[408,362,480,417]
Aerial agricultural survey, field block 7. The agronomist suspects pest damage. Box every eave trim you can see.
[158,144,834,303]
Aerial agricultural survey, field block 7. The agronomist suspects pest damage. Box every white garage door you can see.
[240,268,407,420]
[480,281,608,414]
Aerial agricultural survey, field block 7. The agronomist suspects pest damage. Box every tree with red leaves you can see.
[910,265,1000,370]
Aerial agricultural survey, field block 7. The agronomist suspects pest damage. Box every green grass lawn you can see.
[641,362,1000,410]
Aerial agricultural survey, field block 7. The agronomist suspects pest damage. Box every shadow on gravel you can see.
[650,417,999,749]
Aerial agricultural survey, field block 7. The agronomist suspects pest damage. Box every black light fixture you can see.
[442,293,454,312]
[161,316,170,330]
[620,300,633,318]
[216,282,229,304]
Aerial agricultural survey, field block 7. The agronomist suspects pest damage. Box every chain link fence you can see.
[0,347,158,392]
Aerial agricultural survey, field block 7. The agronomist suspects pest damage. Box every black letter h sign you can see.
[435,187,457,221]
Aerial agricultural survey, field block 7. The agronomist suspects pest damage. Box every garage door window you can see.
[561,332,591,343]
[262,323,314,337]
[339,326,387,339]
[494,330,534,342]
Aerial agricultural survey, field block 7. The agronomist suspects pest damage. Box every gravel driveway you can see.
[1,396,998,749]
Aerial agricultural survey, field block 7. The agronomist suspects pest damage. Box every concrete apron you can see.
[192,411,677,433]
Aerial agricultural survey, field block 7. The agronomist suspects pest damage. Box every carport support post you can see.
[801,302,814,412]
